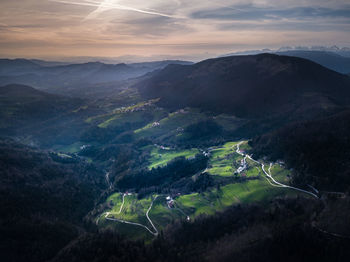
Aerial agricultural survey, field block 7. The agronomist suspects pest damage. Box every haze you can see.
[1,0,350,61]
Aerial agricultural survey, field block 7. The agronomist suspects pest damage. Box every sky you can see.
[1,0,350,61]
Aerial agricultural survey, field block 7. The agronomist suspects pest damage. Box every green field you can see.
[206,141,243,177]
[105,193,152,222]
[147,146,200,169]
[99,193,185,240]
[99,176,297,238]
[268,163,291,184]
[86,99,163,128]
[134,108,207,139]
[176,178,291,218]
[97,140,307,239]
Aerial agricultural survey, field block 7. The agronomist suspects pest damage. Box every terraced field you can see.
[134,108,207,140]
[147,146,200,169]
[207,142,242,176]
[205,141,257,177]
[176,178,290,218]
[86,99,164,128]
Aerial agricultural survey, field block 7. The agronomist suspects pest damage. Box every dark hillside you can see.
[53,197,350,262]
[139,54,350,119]
[0,84,81,119]
[0,84,88,146]
[250,110,350,192]
[0,139,106,262]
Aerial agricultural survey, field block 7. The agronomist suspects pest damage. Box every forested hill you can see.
[138,54,350,119]
[0,139,106,262]
[0,59,192,95]
[0,84,82,125]
[0,84,90,147]
[250,109,350,193]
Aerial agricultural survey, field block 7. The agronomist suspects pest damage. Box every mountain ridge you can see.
[0,59,192,95]
[275,50,350,74]
[139,53,350,119]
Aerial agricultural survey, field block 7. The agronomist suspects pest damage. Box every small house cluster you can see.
[151,122,160,127]
[113,99,158,114]
[236,158,248,174]
[166,196,175,209]
[80,144,90,150]
[154,144,171,150]
[202,151,210,157]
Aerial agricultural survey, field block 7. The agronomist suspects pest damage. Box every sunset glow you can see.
[1,0,350,60]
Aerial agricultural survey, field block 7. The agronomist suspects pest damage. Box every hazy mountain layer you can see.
[0,59,192,96]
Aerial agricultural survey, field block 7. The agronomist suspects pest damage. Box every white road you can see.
[96,192,125,225]
[236,143,318,199]
[98,141,318,237]
[146,195,159,235]
[105,172,112,189]
[102,195,159,236]
[117,193,125,214]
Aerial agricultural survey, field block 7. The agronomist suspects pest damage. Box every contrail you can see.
[84,0,117,20]
[50,0,179,19]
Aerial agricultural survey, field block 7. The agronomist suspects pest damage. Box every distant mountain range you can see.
[0,59,192,95]
[275,51,350,74]
[276,45,350,57]
[224,45,350,57]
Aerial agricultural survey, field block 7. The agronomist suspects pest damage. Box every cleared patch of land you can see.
[134,108,207,140]
[176,178,290,218]
[207,144,240,177]
[147,146,199,169]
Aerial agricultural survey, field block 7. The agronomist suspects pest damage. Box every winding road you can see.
[101,195,159,236]
[235,142,318,199]
[96,193,125,226]
[98,141,318,237]
[117,193,125,214]
[145,195,159,235]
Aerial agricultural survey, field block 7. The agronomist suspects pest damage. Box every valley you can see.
[2,0,350,259]
[96,140,317,239]
[1,53,350,262]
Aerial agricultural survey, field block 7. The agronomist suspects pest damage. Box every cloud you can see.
[191,5,350,21]
[1,0,350,59]
[219,21,350,32]
[107,16,192,38]
[190,4,350,33]
[50,0,180,19]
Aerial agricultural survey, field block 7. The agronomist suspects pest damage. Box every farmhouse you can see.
[166,196,175,208]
